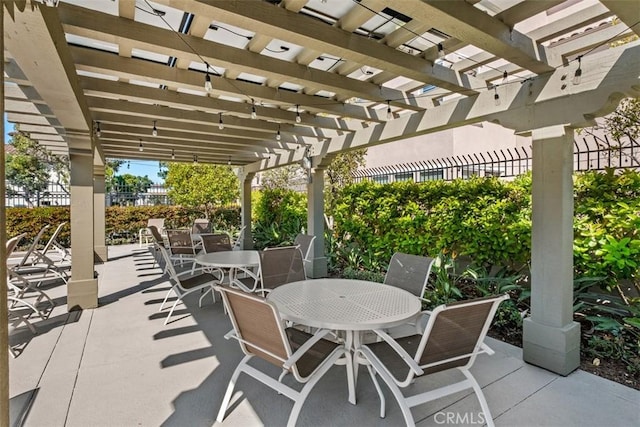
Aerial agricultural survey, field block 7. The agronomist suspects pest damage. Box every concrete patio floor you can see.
[8,244,640,427]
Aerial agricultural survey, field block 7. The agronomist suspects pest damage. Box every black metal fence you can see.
[353,134,639,183]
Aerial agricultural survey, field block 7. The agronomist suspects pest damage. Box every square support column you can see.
[307,167,328,278]
[239,172,255,249]
[523,125,580,375]
[68,137,98,310]
[94,163,108,263]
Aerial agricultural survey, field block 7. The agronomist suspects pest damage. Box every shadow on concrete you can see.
[10,388,38,427]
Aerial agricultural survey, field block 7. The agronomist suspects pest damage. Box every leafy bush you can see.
[252,188,307,249]
[6,207,71,247]
[332,177,531,272]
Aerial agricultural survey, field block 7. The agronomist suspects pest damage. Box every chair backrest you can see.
[232,226,247,250]
[166,229,195,255]
[192,218,211,234]
[259,246,306,290]
[156,244,186,289]
[147,218,165,233]
[6,233,28,259]
[200,233,232,253]
[147,225,165,246]
[384,252,435,298]
[41,222,67,255]
[415,294,509,377]
[293,234,316,261]
[215,285,291,368]
[17,225,50,267]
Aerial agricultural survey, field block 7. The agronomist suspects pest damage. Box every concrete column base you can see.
[68,278,98,310]
[308,256,328,278]
[94,245,108,263]
[523,317,581,376]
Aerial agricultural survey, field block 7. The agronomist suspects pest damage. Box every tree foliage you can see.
[602,98,640,140]
[5,129,69,206]
[260,164,306,190]
[164,162,239,216]
[325,149,367,213]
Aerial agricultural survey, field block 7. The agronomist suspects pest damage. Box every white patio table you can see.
[267,278,421,405]
[194,250,259,291]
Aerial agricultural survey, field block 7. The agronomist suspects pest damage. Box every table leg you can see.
[345,331,357,405]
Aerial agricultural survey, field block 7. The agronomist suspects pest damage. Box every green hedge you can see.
[333,176,532,272]
[6,207,71,247]
[7,205,241,247]
[332,170,640,287]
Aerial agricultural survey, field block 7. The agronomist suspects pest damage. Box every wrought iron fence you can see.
[352,134,639,183]
[5,183,170,207]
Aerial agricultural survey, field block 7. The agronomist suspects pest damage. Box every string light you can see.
[204,62,213,92]
[152,120,158,137]
[494,86,501,106]
[276,124,281,141]
[437,43,445,58]
[502,70,508,83]
[228,156,231,166]
[171,149,175,160]
[138,139,144,152]
[95,121,101,137]
[386,100,393,120]
[251,101,257,119]
[218,112,224,130]
[193,154,198,164]
[295,105,302,123]
[573,56,582,85]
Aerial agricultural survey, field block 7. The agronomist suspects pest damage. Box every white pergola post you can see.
[68,133,98,310]
[523,125,580,375]
[239,172,255,249]
[93,160,108,263]
[1,4,9,423]
[307,165,328,278]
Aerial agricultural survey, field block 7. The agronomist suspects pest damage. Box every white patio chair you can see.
[357,294,509,426]
[231,225,247,250]
[293,233,316,277]
[139,218,165,248]
[215,285,349,427]
[156,244,223,325]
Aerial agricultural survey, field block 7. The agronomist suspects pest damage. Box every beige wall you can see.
[364,122,530,169]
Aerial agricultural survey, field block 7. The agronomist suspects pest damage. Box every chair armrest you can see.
[370,329,424,376]
[282,329,334,370]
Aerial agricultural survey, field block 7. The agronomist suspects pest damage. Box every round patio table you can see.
[267,278,421,405]
[195,250,260,291]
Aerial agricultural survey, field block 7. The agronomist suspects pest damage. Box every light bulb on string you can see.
[95,121,101,137]
[295,105,302,123]
[139,139,144,152]
[573,56,582,85]
[494,86,501,106]
[251,102,257,119]
[502,70,508,83]
[276,125,281,141]
[171,149,175,160]
[437,43,445,58]
[204,64,212,92]
[228,156,231,166]
[386,100,393,120]
[218,112,224,130]
[193,154,198,165]
[152,120,158,137]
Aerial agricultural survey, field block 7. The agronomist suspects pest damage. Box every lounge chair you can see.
[215,285,349,427]
[231,226,246,250]
[139,218,165,248]
[40,222,70,264]
[10,225,70,285]
[357,294,509,427]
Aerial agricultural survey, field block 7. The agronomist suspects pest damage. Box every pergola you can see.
[2,1,640,416]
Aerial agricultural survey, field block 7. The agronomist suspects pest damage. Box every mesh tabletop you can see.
[268,279,421,331]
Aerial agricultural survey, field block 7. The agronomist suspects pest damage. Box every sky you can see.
[5,115,164,184]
